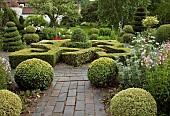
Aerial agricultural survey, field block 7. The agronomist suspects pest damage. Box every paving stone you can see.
[74,111,84,116]
[63,82,70,87]
[52,112,63,116]
[85,95,94,104]
[55,73,65,76]
[58,77,70,82]
[66,97,76,106]
[58,93,67,102]
[70,76,84,81]
[77,93,85,101]
[95,102,105,111]
[77,86,85,93]
[95,110,106,116]
[75,101,85,111]
[54,102,65,113]
[64,73,77,77]
[47,97,58,106]
[68,89,77,96]
[32,113,42,116]
[69,82,78,89]
[34,102,46,113]
[85,103,95,115]
[51,90,60,97]
[54,83,63,90]
[60,86,69,93]
[43,106,54,116]
[63,106,74,116]
[78,81,85,86]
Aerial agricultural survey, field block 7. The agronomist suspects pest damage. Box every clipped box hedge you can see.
[95,45,131,62]
[9,48,59,69]
[61,48,97,66]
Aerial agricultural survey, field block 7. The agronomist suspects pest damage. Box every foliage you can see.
[62,48,94,66]
[89,34,98,40]
[14,58,54,90]
[133,6,146,32]
[99,28,111,36]
[87,57,118,87]
[24,26,39,45]
[81,1,99,23]
[155,24,170,43]
[0,90,22,116]
[39,27,56,40]
[0,57,11,90]
[26,0,80,28]
[116,31,156,89]
[110,88,157,116]
[156,0,170,24]
[144,58,170,115]
[66,41,92,49]
[23,34,40,45]
[97,36,111,40]
[122,25,134,33]
[25,25,36,33]
[98,0,151,28]
[3,21,25,52]
[88,28,99,36]
[71,28,87,42]
[24,15,47,27]
[142,16,159,28]
[122,33,135,43]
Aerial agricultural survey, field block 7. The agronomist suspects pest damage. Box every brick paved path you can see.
[0,51,106,116]
[33,63,106,116]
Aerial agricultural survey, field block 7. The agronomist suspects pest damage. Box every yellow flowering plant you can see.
[142,16,159,28]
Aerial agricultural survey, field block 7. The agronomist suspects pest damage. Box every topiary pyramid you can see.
[3,21,25,52]
[133,6,146,32]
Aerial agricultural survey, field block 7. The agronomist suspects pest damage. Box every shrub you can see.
[0,57,12,89]
[97,36,111,40]
[89,34,98,40]
[133,6,146,32]
[110,88,157,116]
[24,26,39,45]
[144,58,170,115]
[39,27,56,40]
[71,28,87,42]
[62,48,94,66]
[6,21,15,27]
[122,33,135,43]
[0,90,22,116]
[87,57,118,87]
[24,15,47,27]
[155,24,170,43]
[61,34,71,39]
[99,28,111,36]
[23,34,40,45]
[66,41,92,49]
[14,58,54,90]
[88,28,99,36]
[25,25,36,33]
[122,25,134,33]
[3,21,25,52]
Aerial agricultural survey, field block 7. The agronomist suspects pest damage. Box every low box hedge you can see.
[9,48,59,68]
[61,48,97,66]
[95,46,131,62]
[92,40,124,48]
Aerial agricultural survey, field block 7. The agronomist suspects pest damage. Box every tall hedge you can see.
[3,21,25,52]
[133,6,146,32]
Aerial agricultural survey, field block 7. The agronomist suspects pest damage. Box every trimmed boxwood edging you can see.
[9,39,131,68]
